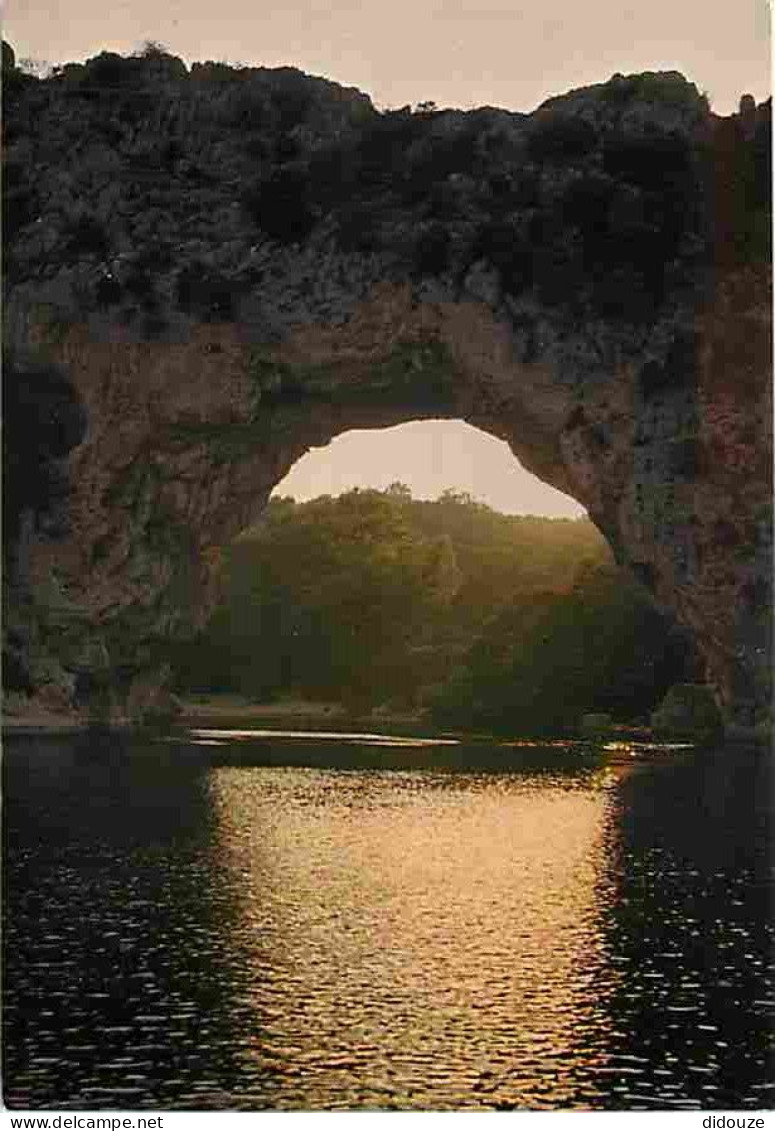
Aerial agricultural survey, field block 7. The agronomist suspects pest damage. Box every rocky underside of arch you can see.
[3,48,771,727]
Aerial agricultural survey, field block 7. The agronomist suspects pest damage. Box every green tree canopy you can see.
[173,487,690,726]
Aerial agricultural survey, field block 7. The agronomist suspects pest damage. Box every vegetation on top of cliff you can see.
[538,71,709,117]
[2,42,737,340]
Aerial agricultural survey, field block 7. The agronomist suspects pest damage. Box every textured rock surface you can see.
[2,47,771,724]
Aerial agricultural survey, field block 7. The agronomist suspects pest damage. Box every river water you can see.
[3,728,772,1110]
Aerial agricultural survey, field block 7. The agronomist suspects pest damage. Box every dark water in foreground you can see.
[3,729,773,1111]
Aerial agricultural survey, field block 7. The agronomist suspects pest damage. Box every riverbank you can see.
[0,695,428,739]
[180,694,428,730]
[2,692,768,747]
[2,716,88,735]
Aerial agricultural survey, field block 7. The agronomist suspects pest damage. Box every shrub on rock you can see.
[651,683,723,740]
[580,712,613,736]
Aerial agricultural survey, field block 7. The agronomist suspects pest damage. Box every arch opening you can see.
[272,420,586,520]
[172,419,691,734]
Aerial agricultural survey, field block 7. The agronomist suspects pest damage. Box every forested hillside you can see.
[172,487,691,731]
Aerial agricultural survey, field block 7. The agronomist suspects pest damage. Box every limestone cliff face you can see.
[3,47,771,724]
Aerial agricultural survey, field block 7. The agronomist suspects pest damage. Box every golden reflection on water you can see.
[208,764,625,1109]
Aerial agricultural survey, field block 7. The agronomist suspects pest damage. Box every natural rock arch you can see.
[2,49,771,724]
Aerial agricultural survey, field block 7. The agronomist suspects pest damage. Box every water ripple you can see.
[3,735,771,1109]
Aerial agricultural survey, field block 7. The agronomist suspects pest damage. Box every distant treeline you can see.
[172,486,691,731]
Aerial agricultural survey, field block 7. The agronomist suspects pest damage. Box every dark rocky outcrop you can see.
[2,351,86,699]
[2,43,771,726]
